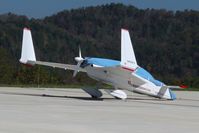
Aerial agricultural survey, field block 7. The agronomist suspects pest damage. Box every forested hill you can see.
[0,3,199,88]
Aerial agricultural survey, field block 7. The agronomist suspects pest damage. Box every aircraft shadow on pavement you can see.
[0,91,161,101]
[0,91,104,101]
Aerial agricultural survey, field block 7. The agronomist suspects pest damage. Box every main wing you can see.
[36,61,85,72]
[19,28,86,72]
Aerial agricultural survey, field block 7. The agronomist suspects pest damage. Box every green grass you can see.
[0,84,113,89]
[184,88,199,91]
[170,87,199,91]
[0,84,82,88]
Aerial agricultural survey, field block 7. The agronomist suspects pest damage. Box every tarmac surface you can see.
[0,87,199,133]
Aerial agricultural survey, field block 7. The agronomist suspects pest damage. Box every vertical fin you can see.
[19,28,36,65]
[121,29,138,70]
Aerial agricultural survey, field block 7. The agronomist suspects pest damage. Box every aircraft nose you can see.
[169,89,176,100]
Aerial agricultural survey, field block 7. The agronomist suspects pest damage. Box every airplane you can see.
[19,27,187,100]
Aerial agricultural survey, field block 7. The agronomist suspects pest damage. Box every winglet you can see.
[19,28,36,66]
[120,29,138,70]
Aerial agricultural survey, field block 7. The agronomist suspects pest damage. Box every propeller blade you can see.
[73,70,78,78]
[79,46,82,58]
[73,61,81,77]
[73,46,84,78]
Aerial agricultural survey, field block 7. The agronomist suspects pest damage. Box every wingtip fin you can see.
[121,29,138,70]
[20,28,36,65]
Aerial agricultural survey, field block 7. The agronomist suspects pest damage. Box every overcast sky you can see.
[0,0,198,18]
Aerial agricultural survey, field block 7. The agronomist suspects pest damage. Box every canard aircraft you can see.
[20,28,186,100]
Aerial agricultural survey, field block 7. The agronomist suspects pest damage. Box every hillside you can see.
[0,3,198,87]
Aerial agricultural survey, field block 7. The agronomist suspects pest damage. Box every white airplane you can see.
[20,28,187,100]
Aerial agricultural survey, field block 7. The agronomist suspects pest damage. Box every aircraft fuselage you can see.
[83,60,176,100]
